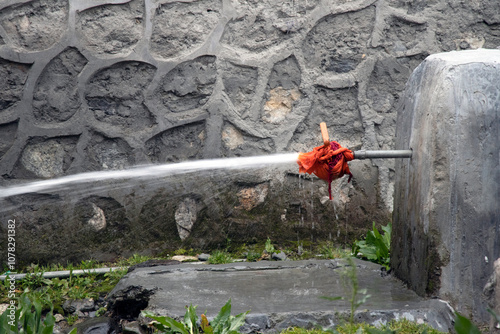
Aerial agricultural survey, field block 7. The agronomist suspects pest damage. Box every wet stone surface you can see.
[108,259,454,333]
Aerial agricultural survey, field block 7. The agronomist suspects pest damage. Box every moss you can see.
[424,231,443,296]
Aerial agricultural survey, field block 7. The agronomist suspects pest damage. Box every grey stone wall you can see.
[0,0,499,265]
[392,49,500,324]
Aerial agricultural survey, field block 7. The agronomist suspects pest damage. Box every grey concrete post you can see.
[392,49,500,324]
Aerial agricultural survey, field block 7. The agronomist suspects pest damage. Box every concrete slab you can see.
[107,259,454,333]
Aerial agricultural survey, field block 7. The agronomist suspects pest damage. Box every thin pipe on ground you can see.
[0,267,126,281]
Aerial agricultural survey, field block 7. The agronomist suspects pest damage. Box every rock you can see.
[87,203,106,231]
[0,59,31,113]
[73,316,118,334]
[240,314,271,333]
[85,61,156,130]
[262,87,301,124]
[63,298,95,314]
[54,313,65,323]
[174,197,200,241]
[221,123,244,150]
[20,137,78,178]
[197,253,210,261]
[107,285,155,319]
[151,0,221,58]
[122,320,145,334]
[272,251,287,261]
[33,47,87,123]
[393,49,500,324]
[235,183,269,211]
[77,0,143,57]
[171,255,198,262]
[154,56,217,112]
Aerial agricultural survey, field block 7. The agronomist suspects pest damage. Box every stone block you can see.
[392,49,500,323]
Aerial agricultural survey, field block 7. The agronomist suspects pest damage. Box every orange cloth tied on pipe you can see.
[297,141,354,200]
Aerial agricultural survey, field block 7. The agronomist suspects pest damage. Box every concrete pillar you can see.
[392,49,500,323]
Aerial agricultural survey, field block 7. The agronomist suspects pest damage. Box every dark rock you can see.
[302,6,375,73]
[83,132,135,171]
[145,121,206,163]
[33,47,87,123]
[197,253,210,261]
[221,62,258,115]
[151,0,221,58]
[0,59,31,112]
[0,0,67,51]
[154,56,217,112]
[107,285,156,320]
[240,314,270,334]
[85,61,156,130]
[63,298,95,315]
[0,121,19,159]
[76,0,143,56]
[73,316,118,334]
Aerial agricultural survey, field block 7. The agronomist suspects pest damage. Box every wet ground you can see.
[108,258,455,333]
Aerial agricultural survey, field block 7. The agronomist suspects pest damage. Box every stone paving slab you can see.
[108,259,454,333]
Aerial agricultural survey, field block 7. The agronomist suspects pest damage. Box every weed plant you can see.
[245,251,261,262]
[322,256,370,330]
[352,223,391,270]
[208,250,233,264]
[265,238,276,254]
[143,299,248,334]
[320,242,348,259]
[0,292,77,334]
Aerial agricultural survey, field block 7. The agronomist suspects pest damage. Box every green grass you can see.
[207,250,233,264]
[280,317,446,334]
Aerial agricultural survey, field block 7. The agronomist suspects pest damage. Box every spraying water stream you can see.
[0,153,299,199]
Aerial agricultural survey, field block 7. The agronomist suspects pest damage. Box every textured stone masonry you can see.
[0,0,499,267]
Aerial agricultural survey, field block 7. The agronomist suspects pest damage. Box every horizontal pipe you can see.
[0,267,126,281]
[353,150,412,159]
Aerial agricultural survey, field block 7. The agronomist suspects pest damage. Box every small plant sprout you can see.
[265,238,275,254]
[321,256,371,331]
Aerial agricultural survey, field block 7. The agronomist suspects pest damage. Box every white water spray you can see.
[0,153,299,199]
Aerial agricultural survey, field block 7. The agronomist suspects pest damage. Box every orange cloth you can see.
[297,141,354,200]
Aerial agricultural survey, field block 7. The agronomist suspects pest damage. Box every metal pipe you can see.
[353,149,412,159]
[0,267,126,281]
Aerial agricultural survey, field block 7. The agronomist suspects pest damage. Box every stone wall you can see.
[0,0,499,265]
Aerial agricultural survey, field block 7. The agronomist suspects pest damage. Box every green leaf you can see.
[212,299,232,331]
[320,296,343,301]
[142,311,190,334]
[354,223,391,270]
[454,312,482,334]
[228,311,249,332]
[184,304,199,334]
